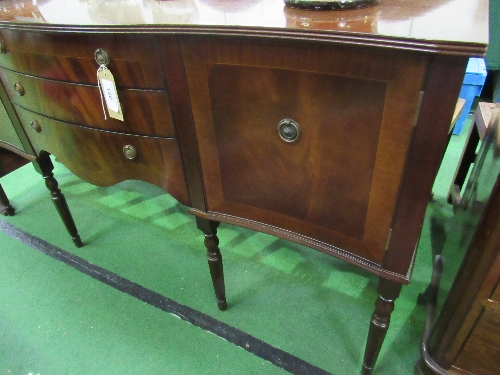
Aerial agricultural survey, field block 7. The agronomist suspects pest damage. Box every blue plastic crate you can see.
[452,58,487,135]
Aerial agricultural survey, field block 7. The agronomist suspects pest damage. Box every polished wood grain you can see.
[0,68,175,138]
[210,64,383,240]
[182,36,428,266]
[0,0,488,56]
[383,55,469,277]
[452,308,500,375]
[0,1,489,374]
[160,36,207,211]
[0,30,165,89]
[14,106,189,206]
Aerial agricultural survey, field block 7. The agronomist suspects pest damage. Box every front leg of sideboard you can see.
[362,277,403,375]
[0,183,15,216]
[196,217,227,311]
[37,152,83,248]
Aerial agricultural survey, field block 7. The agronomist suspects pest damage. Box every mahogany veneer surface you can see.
[0,67,175,138]
[0,0,489,374]
[14,106,189,205]
[0,30,165,89]
[182,37,427,265]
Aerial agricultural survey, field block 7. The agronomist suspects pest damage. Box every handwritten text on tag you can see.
[101,78,119,113]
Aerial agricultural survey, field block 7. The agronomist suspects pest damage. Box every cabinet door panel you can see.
[210,64,384,241]
[182,37,428,264]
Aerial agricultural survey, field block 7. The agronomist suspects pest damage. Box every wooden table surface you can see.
[0,0,488,56]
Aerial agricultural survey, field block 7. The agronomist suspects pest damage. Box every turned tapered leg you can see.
[37,154,83,247]
[362,278,403,375]
[196,217,227,311]
[0,183,15,216]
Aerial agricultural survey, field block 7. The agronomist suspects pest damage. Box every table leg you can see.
[0,183,15,216]
[37,153,83,247]
[196,217,227,311]
[448,124,480,205]
[362,278,403,374]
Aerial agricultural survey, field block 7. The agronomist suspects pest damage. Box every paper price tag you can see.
[97,66,124,121]
[101,78,119,113]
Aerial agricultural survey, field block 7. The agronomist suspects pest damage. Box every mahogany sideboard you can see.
[0,0,488,373]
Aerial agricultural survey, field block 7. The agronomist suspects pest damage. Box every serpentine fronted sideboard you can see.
[0,0,488,373]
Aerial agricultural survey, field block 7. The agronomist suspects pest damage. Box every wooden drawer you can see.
[0,68,175,138]
[15,106,189,206]
[0,30,164,89]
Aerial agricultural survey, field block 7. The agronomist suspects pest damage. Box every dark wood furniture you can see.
[417,104,500,375]
[0,147,27,212]
[0,148,26,215]
[0,1,488,373]
[0,98,27,215]
[449,102,495,206]
[0,71,83,245]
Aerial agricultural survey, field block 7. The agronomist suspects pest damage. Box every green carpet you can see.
[0,117,471,375]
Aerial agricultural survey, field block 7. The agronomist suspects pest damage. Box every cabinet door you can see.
[181,37,428,264]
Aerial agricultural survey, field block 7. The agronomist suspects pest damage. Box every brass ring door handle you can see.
[277,118,300,142]
[123,145,137,160]
[95,48,110,67]
[13,82,25,96]
[31,120,42,133]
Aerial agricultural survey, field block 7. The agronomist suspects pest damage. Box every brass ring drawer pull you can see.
[123,145,137,160]
[95,48,110,67]
[31,120,42,133]
[13,82,25,96]
[0,41,6,54]
[277,118,300,142]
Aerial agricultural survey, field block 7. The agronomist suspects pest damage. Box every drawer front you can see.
[182,37,429,264]
[0,30,164,89]
[0,68,175,138]
[16,106,189,206]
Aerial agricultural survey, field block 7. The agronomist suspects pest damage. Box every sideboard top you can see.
[0,0,489,55]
